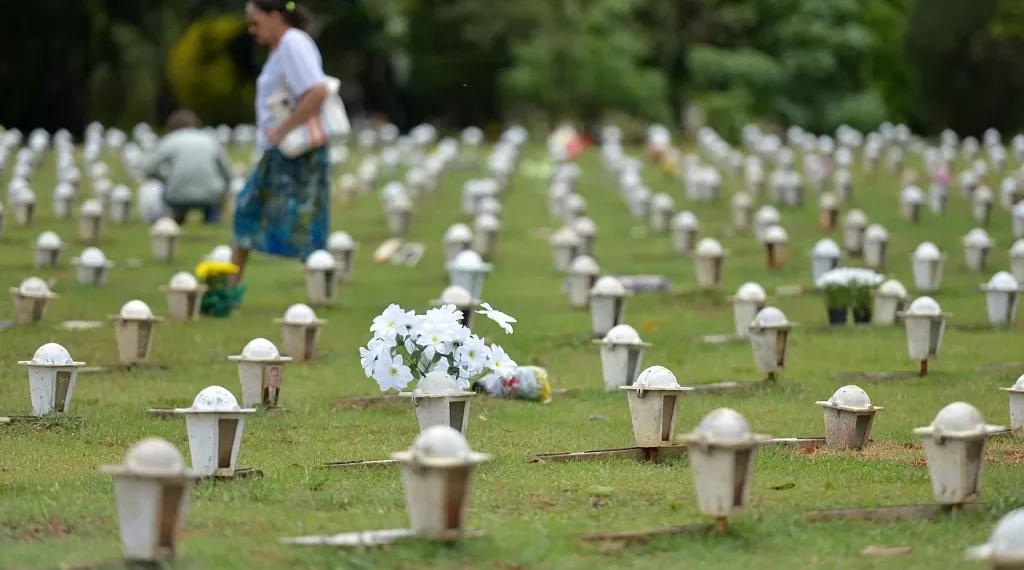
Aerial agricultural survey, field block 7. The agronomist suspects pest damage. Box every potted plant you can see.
[817,267,885,327]
[821,282,851,325]
[850,280,875,325]
[846,268,885,325]
[195,260,246,318]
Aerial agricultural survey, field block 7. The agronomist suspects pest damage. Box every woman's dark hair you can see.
[166,109,203,131]
[248,0,313,31]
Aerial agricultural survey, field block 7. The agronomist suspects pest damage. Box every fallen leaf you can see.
[592,496,608,508]
[860,545,911,557]
[588,414,607,421]
[770,482,796,490]
[640,319,659,333]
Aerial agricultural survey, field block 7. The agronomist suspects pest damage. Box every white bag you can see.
[267,76,351,158]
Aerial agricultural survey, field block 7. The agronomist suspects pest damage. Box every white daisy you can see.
[476,302,517,334]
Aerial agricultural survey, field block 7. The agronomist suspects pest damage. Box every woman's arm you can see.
[267,31,328,146]
[268,84,327,145]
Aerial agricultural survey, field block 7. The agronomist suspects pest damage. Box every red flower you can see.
[501,375,520,394]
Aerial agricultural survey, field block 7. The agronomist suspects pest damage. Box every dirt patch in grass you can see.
[987,443,1024,465]
[798,441,921,464]
[333,395,406,410]
[797,439,1024,466]
[799,441,925,465]
[2,517,76,541]
[860,442,927,466]
[517,492,563,512]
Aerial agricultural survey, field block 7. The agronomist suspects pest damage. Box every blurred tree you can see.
[404,0,509,128]
[167,15,260,126]
[496,0,670,127]
[0,0,96,134]
[8,0,1024,137]
[687,0,885,138]
[860,0,913,124]
[636,0,686,125]
[905,0,1024,135]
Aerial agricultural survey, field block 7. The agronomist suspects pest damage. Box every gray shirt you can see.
[139,129,232,207]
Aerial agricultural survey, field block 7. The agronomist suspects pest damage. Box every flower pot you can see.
[827,308,849,326]
[852,307,872,325]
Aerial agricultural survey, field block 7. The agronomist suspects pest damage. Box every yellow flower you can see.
[208,261,240,275]
[536,370,552,403]
[194,260,239,281]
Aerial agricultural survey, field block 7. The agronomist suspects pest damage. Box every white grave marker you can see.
[17,342,84,415]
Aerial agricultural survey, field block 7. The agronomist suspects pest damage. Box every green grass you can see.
[1,142,1023,570]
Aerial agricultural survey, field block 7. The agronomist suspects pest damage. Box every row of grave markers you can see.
[6,115,1024,566]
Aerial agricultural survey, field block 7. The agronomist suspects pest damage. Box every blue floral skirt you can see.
[232,147,330,260]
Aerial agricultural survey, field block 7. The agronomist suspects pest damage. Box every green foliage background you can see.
[3,0,1024,137]
[167,16,258,126]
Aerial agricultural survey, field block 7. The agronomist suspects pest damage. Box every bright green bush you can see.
[168,16,257,125]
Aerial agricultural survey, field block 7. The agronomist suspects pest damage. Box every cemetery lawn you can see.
[2,145,1023,570]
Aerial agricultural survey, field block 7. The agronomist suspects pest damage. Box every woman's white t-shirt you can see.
[255,28,326,151]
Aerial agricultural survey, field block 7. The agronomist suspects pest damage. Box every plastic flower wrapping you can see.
[473,365,552,403]
[360,302,519,392]
[815,267,885,289]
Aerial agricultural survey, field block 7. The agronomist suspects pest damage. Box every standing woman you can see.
[233,0,330,287]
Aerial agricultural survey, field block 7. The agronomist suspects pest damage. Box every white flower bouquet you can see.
[815,267,885,324]
[815,267,885,290]
[359,302,519,391]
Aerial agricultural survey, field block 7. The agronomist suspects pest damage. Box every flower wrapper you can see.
[473,366,551,403]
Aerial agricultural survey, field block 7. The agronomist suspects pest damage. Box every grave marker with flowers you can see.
[359,302,519,406]
[329,302,521,469]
